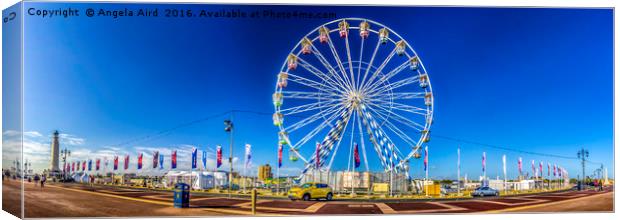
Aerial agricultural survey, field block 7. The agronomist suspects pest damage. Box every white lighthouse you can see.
[50,130,60,173]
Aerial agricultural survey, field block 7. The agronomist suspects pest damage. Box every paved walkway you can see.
[2,180,613,218]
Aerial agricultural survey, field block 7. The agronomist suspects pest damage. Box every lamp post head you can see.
[224,120,233,132]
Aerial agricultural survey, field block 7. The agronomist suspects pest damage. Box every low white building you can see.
[515,179,536,191]
[71,172,89,183]
[162,171,228,190]
[488,179,506,191]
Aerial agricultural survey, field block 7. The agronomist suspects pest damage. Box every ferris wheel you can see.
[272,18,433,180]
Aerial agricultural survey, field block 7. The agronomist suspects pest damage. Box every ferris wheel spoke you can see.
[383,92,426,100]
[358,105,402,172]
[357,37,366,90]
[279,100,339,116]
[287,73,342,94]
[326,110,355,172]
[291,106,347,150]
[344,33,357,91]
[325,33,354,90]
[309,44,351,90]
[361,47,397,90]
[368,92,425,101]
[357,106,391,171]
[346,111,357,171]
[296,57,347,91]
[366,106,418,147]
[364,59,412,93]
[367,75,421,96]
[367,103,425,130]
[299,107,354,178]
[355,111,370,172]
[367,100,428,116]
[359,40,382,91]
[284,104,343,133]
[281,91,342,101]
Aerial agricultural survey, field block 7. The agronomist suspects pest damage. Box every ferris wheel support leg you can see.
[297,107,354,181]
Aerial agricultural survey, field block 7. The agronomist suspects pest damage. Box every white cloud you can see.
[2,130,91,173]
[58,133,85,146]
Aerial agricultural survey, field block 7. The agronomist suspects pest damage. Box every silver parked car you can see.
[471,186,500,197]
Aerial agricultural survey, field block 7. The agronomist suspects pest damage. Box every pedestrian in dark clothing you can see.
[34,175,40,186]
[40,175,46,189]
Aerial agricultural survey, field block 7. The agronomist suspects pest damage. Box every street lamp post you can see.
[224,117,234,198]
[61,148,71,181]
[577,148,589,190]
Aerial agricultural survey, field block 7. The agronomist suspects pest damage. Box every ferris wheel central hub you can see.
[347,91,365,108]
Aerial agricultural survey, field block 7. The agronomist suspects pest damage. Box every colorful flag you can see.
[518,157,522,174]
[315,142,321,169]
[482,152,486,173]
[113,156,119,170]
[153,151,159,169]
[531,160,536,177]
[547,162,550,176]
[82,161,86,171]
[159,153,164,169]
[539,161,543,177]
[191,147,197,169]
[96,159,100,171]
[88,159,92,171]
[216,145,222,168]
[553,164,557,177]
[353,143,360,168]
[244,144,252,169]
[202,150,207,170]
[124,154,130,170]
[77,161,81,171]
[72,162,75,172]
[278,144,283,168]
[423,146,428,172]
[171,150,177,169]
[137,153,143,170]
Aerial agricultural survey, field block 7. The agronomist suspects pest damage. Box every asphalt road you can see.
[1,180,614,218]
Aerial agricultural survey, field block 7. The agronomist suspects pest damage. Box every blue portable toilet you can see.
[174,183,190,208]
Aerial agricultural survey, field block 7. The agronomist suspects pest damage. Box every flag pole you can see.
[243,144,246,193]
[425,145,428,197]
[502,154,507,195]
[457,147,460,196]
[352,144,355,197]
[277,159,280,195]
[277,144,281,195]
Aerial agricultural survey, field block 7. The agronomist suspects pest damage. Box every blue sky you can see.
[10,3,613,179]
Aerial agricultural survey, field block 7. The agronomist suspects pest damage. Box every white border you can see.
[1,1,617,220]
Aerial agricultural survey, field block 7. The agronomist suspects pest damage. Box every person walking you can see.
[33,174,40,187]
[40,175,46,189]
